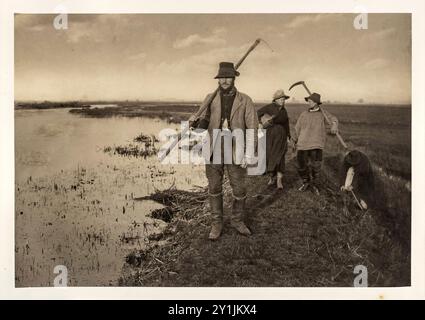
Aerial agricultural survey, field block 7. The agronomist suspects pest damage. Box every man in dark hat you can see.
[292,92,338,195]
[189,62,258,240]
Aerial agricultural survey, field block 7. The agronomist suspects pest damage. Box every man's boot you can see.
[267,174,276,186]
[277,172,284,189]
[298,180,310,192]
[297,166,310,191]
[208,194,223,240]
[230,197,251,236]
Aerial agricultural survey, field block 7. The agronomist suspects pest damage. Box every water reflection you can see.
[15,108,206,286]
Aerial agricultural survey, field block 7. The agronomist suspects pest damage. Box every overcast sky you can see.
[15,14,411,104]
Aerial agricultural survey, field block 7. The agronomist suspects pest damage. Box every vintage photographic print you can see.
[13,12,412,288]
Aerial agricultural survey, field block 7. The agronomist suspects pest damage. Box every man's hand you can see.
[188,114,198,129]
[340,185,353,192]
[290,139,297,153]
[188,117,198,130]
[240,157,248,169]
[330,125,338,135]
[359,199,368,210]
[240,156,257,169]
[264,119,273,128]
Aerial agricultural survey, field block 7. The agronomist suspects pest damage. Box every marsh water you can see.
[15,108,206,286]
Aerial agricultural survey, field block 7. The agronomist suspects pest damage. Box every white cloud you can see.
[15,15,44,29]
[360,27,397,43]
[128,52,147,61]
[369,28,396,40]
[173,27,227,49]
[364,58,389,69]
[66,22,97,43]
[15,15,55,33]
[27,25,46,32]
[145,40,277,80]
[65,15,141,44]
[285,14,330,28]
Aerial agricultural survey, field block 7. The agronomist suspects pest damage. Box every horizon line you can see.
[14,99,412,106]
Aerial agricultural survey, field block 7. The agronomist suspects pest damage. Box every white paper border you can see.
[1,0,424,300]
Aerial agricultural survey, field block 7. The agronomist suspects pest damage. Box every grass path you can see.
[120,157,410,287]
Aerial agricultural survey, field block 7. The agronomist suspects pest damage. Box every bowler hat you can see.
[305,92,322,105]
[214,62,240,79]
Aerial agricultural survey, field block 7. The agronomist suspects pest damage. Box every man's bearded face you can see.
[218,77,235,91]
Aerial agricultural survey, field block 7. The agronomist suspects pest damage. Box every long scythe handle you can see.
[302,82,312,96]
[158,39,263,162]
[351,190,365,211]
[192,38,262,120]
[321,110,348,149]
[235,38,261,69]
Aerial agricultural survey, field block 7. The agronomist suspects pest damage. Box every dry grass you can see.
[120,155,410,287]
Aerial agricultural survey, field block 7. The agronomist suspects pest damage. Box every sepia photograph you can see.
[12,11,413,290]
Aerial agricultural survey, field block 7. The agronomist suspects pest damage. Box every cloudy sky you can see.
[15,14,411,104]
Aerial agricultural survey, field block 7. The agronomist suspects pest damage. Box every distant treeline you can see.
[14,100,203,110]
[15,100,410,110]
[69,104,195,123]
[15,101,90,110]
